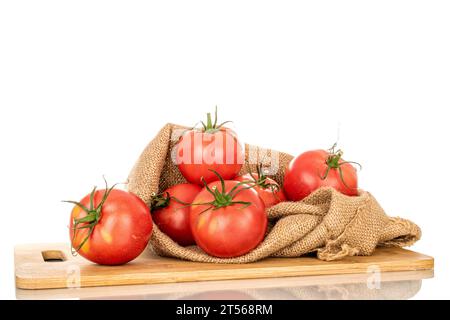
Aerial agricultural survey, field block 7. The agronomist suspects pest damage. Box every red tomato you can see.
[67,184,153,265]
[236,164,286,208]
[151,183,201,246]
[283,146,359,201]
[190,178,267,258]
[175,108,244,185]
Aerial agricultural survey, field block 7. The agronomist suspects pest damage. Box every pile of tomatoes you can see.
[67,108,360,265]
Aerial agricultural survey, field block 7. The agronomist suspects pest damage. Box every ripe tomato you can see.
[190,174,267,258]
[236,164,286,208]
[283,145,359,201]
[67,183,153,265]
[151,183,201,246]
[175,107,244,185]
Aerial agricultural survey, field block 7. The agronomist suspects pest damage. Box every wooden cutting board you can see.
[15,243,434,290]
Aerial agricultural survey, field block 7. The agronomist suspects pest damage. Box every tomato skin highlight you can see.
[283,150,358,201]
[152,183,201,246]
[190,180,267,258]
[69,189,153,265]
[236,173,286,208]
[175,128,244,185]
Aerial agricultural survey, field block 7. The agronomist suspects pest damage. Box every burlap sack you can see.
[127,123,421,263]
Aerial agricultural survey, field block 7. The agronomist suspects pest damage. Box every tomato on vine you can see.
[283,144,361,201]
[65,179,153,265]
[175,107,244,185]
[190,170,267,258]
[151,183,201,246]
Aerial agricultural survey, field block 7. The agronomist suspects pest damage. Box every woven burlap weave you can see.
[127,123,421,263]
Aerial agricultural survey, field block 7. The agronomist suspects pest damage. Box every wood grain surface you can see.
[15,243,434,290]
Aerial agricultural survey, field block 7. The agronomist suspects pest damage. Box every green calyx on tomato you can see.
[321,143,362,189]
[199,170,254,209]
[150,192,171,211]
[150,191,191,211]
[63,178,118,255]
[200,106,232,134]
[246,162,280,193]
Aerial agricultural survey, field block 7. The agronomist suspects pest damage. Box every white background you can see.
[1,0,449,299]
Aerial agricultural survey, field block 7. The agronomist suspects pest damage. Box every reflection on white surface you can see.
[16,270,433,300]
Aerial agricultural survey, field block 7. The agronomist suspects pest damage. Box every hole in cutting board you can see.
[42,250,66,262]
